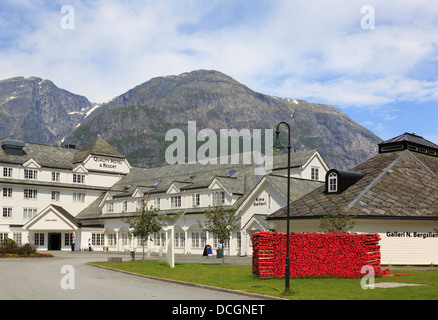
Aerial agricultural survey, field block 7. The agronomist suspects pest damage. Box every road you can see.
[0,251,266,300]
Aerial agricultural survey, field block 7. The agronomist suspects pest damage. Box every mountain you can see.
[0,76,93,144]
[63,70,381,170]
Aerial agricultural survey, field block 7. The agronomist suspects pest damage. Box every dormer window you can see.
[328,172,338,193]
[325,169,365,194]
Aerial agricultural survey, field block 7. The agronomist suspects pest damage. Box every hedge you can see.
[252,231,382,279]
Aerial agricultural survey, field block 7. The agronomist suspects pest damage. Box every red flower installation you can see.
[252,231,382,279]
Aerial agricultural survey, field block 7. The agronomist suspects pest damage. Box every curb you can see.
[86,262,287,300]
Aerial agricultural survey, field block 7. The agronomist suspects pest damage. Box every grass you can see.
[89,261,438,300]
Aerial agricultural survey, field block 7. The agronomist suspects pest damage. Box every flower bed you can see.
[252,231,382,279]
[0,252,53,258]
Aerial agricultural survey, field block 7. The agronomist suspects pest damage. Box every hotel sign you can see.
[85,155,130,174]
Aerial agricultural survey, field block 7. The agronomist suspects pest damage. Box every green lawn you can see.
[90,261,438,300]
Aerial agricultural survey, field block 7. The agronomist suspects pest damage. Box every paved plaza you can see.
[0,251,264,300]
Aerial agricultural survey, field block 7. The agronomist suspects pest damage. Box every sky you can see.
[0,0,438,142]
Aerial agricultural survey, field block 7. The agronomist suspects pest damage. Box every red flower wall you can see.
[252,231,382,279]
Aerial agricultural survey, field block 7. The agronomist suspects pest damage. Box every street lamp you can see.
[273,121,291,294]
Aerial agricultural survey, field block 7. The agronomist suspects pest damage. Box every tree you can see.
[122,198,166,261]
[319,205,356,233]
[198,204,240,265]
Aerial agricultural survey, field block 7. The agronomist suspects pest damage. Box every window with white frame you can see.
[64,233,73,246]
[192,193,200,207]
[213,234,229,248]
[73,173,85,183]
[153,232,166,247]
[0,233,8,242]
[3,167,12,178]
[52,172,60,181]
[122,201,128,212]
[120,233,130,246]
[212,191,225,205]
[73,192,85,202]
[34,233,44,246]
[154,198,160,209]
[2,207,12,218]
[311,167,319,180]
[328,172,338,193]
[191,232,206,248]
[171,195,181,208]
[24,169,38,180]
[24,189,38,199]
[23,208,38,219]
[13,233,22,245]
[174,232,185,248]
[106,202,114,213]
[2,187,12,198]
[51,191,60,201]
[92,233,104,246]
[107,233,117,246]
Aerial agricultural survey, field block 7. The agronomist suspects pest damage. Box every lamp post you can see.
[273,121,291,293]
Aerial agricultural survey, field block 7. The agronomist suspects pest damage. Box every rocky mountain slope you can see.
[64,70,381,170]
[0,76,93,144]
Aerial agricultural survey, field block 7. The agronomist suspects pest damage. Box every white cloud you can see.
[0,0,437,109]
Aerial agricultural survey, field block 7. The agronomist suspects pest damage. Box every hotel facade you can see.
[0,136,327,256]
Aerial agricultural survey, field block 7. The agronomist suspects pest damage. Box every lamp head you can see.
[273,130,285,153]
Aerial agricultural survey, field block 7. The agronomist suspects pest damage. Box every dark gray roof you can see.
[76,150,322,220]
[0,138,78,169]
[379,132,438,152]
[73,136,124,163]
[268,149,438,220]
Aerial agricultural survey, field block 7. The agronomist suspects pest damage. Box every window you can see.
[24,189,38,199]
[73,174,85,184]
[107,233,117,246]
[122,201,128,212]
[120,233,130,246]
[192,193,200,207]
[2,207,12,218]
[92,233,104,246]
[106,202,114,213]
[52,172,60,181]
[171,196,181,208]
[237,232,241,249]
[73,192,85,202]
[64,233,73,246]
[24,169,38,180]
[23,208,38,219]
[213,234,229,248]
[34,233,44,246]
[311,167,319,180]
[51,191,60,201]
[13,233,22,245]
[174,232,185,248]
[0,233,8,242]
[191,232,206,248]
[212,191,225,205]
[328,172,338,193]
[3,167,12,178]
[154,198,160,209]
[225,170,235,177]
[153,232,166,247]
[152,180,161,187]
[2,187,12,198]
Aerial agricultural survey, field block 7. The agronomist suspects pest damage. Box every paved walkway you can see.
[0,251,265,300]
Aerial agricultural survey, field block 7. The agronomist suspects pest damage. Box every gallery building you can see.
[267,132,438,265]
[0,135,328,256]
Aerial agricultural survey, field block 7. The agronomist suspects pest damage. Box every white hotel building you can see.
[0,136,327,255]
